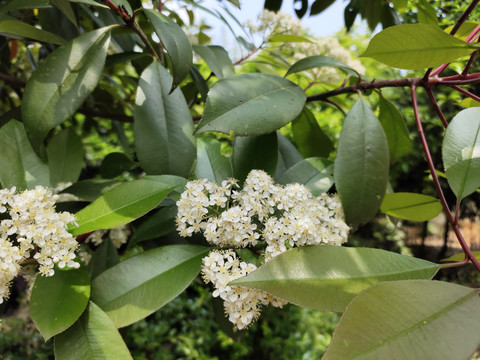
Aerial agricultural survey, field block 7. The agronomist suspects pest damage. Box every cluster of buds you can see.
[0,186,79,303]
[176,170,349,329]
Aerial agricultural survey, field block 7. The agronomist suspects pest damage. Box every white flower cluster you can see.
[0,186,80,303]
[176,170,349,329]
[86,225,131,250]
[202,250,286,330]
[247,10,365,83]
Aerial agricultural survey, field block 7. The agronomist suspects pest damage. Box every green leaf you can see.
[441,251,480,262]
[278,157,334,195]
[442,108,480,199]
[196,73,306,136]
[70,0,109,8]
[285,55,360,78]
[0,20,66,45]
[445,21,480,41]
[91,245,209,328]
[310,0,336,15]
[134,61,196,177]
[275,132,303,180]
[30,267,90,340]
[0,0,51,13]
[324,280,480,360]
[144,9,192,90]
[70,179,176,236]
[233,133,278,183]
[47,128,84,186]
[226,0,240,8]
[334,99,389,227]
[140,174,189,201]
[459,97,480,108]
[361,24,477,69]
[61,179,122,202]
[192,45,235,79]
[100,152,134,179]
[378,95,412,164]
[195,137,233,182]
[87,238,120,280]
[0,119,49,190]
[54,302,133,360]
[268,34,311,43]
[292,107,333,158]
[51,0,77,28]
[22,27,111,152]
[231,246,439,312]
[417,0,437,25]
[128,205,177,248]
[380,192,442,221]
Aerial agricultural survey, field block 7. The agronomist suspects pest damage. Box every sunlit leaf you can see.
[285,55,360,78]
[192,45,235,79]
[0,20,66,45]
[231,246,439,312]
[195,137,233,182]
[380,192,442,221]
[324,280,480,360]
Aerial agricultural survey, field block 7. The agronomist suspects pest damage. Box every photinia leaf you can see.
[361,24,477,69]
[275,132,303,180]
[334,99,389,227]
[233,132,278,183]
[417,0,437,25]
[192,45,235,79]
[291,107,333,158]
[70,179,176,236]
[442,108,480,199]
[268,34,311,43]
[285,55,360,78]
[47,128,84,186]
[30,267,90,340]
[54,302,133,359]
[91,245,209,328]
[87,238,120,280]
[0,20,66,45]
[445,21,480,41]
[278,157,334,195]
[0,119,49,190]
[310,0,336,16]
[195,137,233,183]
[22,27,111,153]
[440,251,480,262]
[61,179,122,202]
[378,95,412,163]
[459,97,480,108]
[380,192,442,221]
[134,61,196,178]
[51,0,77,28]
[100,152,134,179]
[0,0,51,13]
[324,280,480,360]
[144,9,193,90]
[195,73,306,136]
[231,246,439,312]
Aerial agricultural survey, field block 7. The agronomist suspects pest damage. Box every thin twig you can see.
[450,84,480,102]
[425,87,448,127]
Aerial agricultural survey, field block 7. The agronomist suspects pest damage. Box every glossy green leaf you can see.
[231,246,439,312]
[140,174,188,201]
[100,152,134,179]
[441,251,480,262]
[445,21,480,41]
[0,20,66,45]
[285,55,360,78]
[134,61,196,177]
[51,0,77,28]
[324,280,480,360]
[195,73,306,136]
[47,128,84,186]
[233,132,278,183]
[128,205,177,248]
[310,0,336,15]
[292,107,333,158]
[417,0,437,25]
[268,34,311,43]
[361,24,477,69]
[0,119,49,190]
[91,245,209,328]
[70,180,176,236]
[459,97,480,108]
[195,137,233,182]
[378,95,412,163]
[30,267,90,340]
[0,0,51,12]
[61,179,122,202]
[192,45,235,79]
[87,238,120,280]
[380,192,442,221]
[190,65,209,101]
[334,99,389,227]
[22,27,111,152]
[442,107,480,199]
[71,0,109,8]
[278,157,334,195]
[54,302,132,360]
[275,132,303,180]
[226,0,240,8]
[144,9,192,90]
